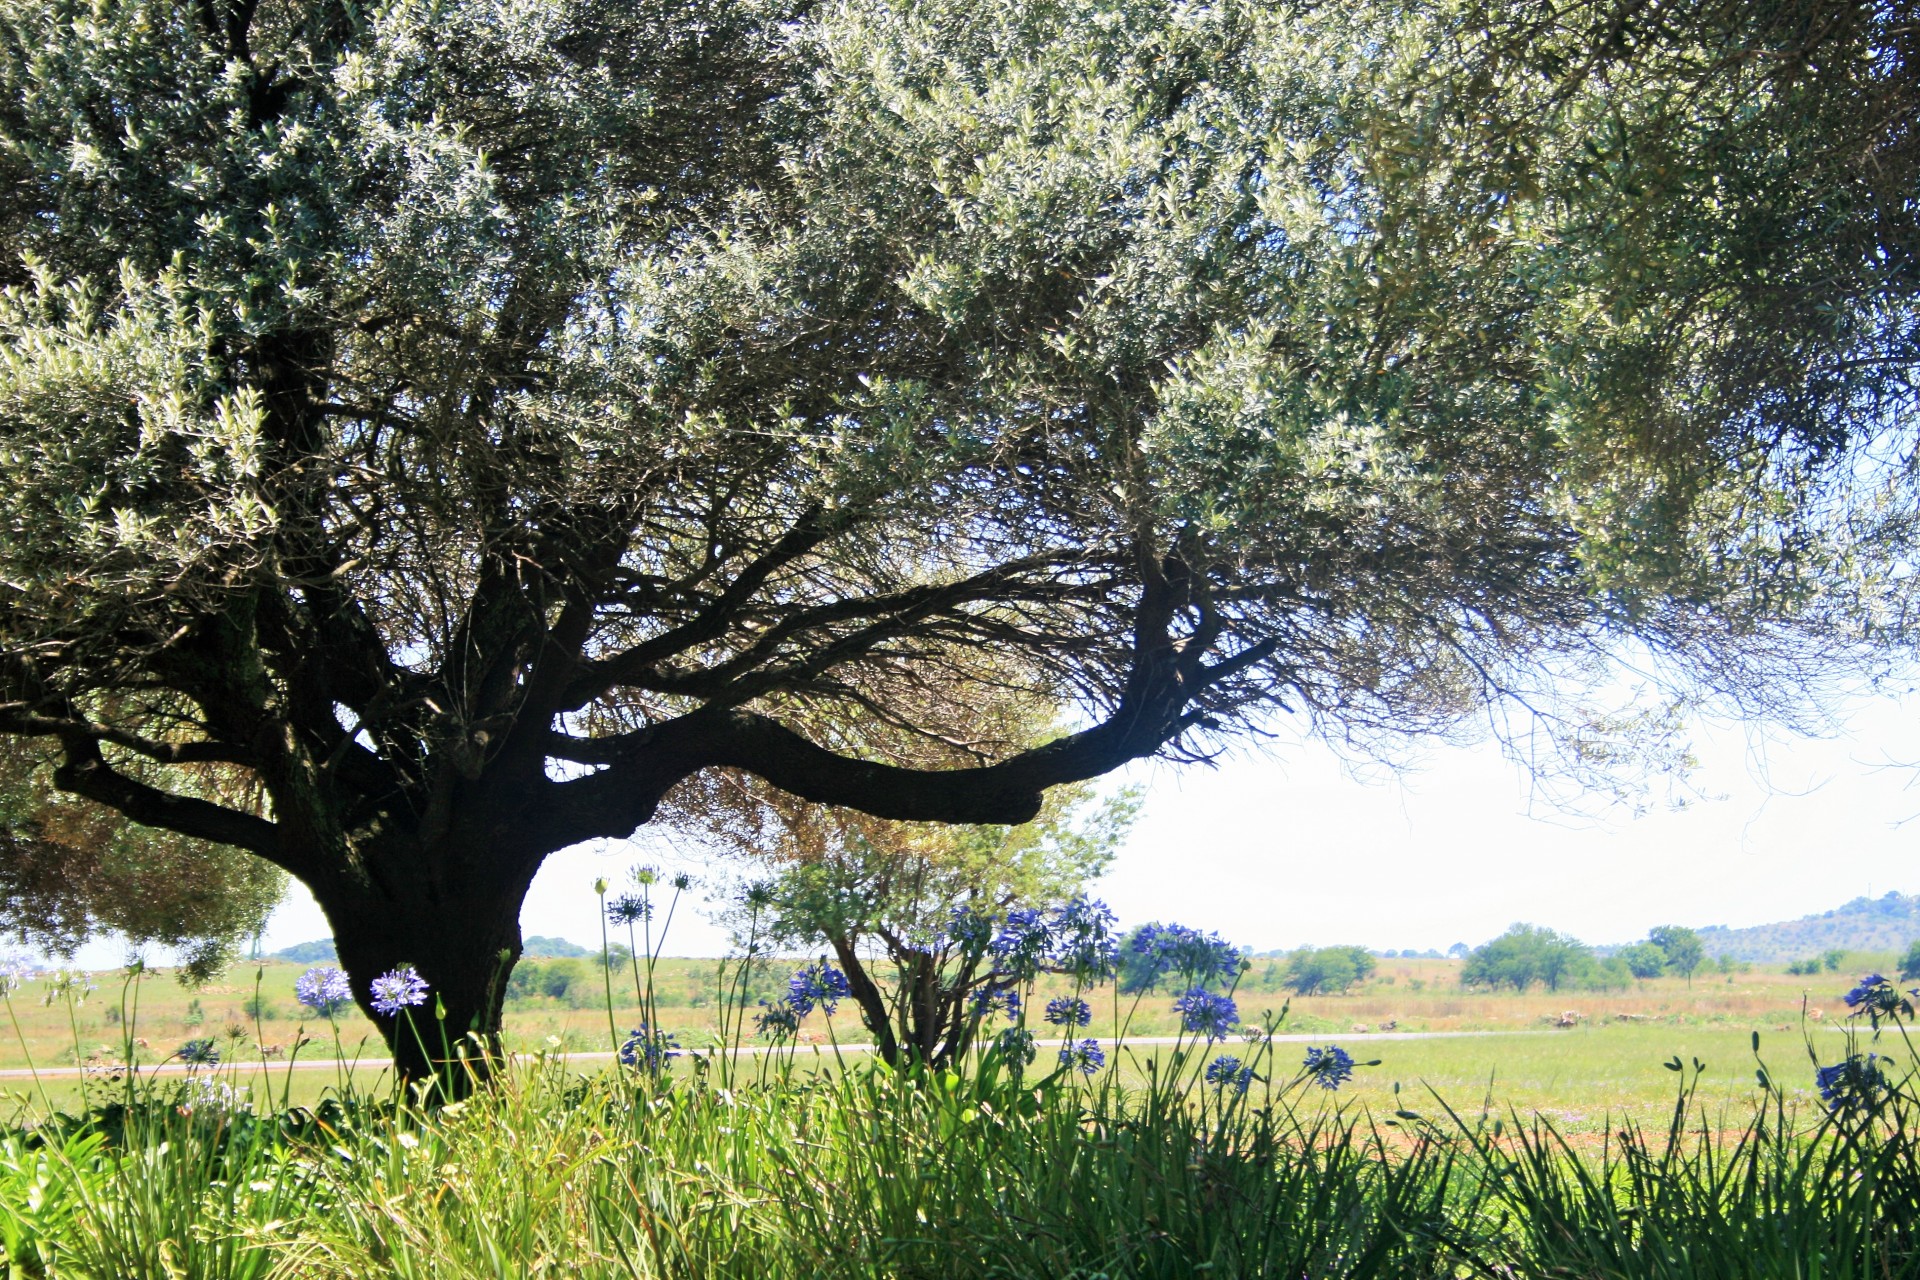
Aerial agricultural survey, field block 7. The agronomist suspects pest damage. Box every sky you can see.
[164,687,1920,967]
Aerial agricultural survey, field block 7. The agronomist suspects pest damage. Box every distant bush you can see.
[1620,943,1668,980]
[1900,939,1920,982]
[508,958,606,1009]
[1283,946,1376,995]
[1786,957,1824,976]
[1462,925,1613,993]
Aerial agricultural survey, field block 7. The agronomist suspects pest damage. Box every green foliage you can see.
[1901,940,1920,983]
[0,742,282,980]
[1,1019,1920,1275]
[1647,925,1706,982]
[506,958,606,1010]
[0,0,1913,1044]
[1283,946,1377,996]
[1462,925,1613,993]
[1620,943,1669,980]
[739,782,1137,1065]
[1787,957,1825,977]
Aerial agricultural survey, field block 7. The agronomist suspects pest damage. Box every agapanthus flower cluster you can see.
[1058,1038,1106,1075]
[1049,897,1120,981]
[0,955,33,997]
[984,899,1126,982]
[947,904,996,952]
[990,907,1053,981]
[369,965,430,1016]
[1842,973,1914,1029]
[1206,1054,1256,1093]
[40,969,97,1007]
[971,987,1020,1021]
[608,893,652,926]
[1816,1053,1889,1114]
[1044,996,1093,1029]
[1126,923,1244,992]
[177,1038,220,1067]
[755,999,801,1040]
[1174,987,1239,1040]
[619,1022,683,1072]
[1303,1045,1356,1090]
[995,1026,1037,1066]
[295,965,354,1017]
[180,1076,244,1116]
[787,962,852,1017]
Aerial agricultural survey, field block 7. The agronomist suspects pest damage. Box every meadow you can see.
[0,946,1914,1277]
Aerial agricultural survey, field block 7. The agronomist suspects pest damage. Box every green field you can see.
[0,954,1888,1132]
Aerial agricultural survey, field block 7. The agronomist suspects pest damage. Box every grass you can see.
[1,1014,1918,1278]
[0,945,1912,1275]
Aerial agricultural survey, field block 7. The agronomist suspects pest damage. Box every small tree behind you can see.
[1648,926,1706,985]
[1898,940,1920,983]
[1283,946,1378,996]
[1619,943,1668,981]
[703,737,1137,1067]
[1462,925,1595,993]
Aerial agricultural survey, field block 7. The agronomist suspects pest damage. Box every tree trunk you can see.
[316,872,528,1093]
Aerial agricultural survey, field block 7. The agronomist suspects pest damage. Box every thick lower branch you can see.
[51,739,287,867]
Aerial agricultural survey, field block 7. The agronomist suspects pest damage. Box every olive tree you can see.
[0,0,1913,1077]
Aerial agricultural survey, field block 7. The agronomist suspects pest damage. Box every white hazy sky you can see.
[168,688,1920,966]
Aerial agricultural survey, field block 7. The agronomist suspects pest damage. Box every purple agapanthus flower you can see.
[177,1038,219,1067]
[754,999,801,1039]
[1044,996,1093,1029]
[1127,923,1244,991]
[1842,974,1913,1028]
[1058,1038,1105,1075]
[295,965,353,1017]
[1048,897,1120,981]
[368,965,429,1016]
[1843,974,1887,1007]
[972,987,1021,1021]
[786,961,852,1017]
[995,1026,1037,1066]
[1303,1045,1356,1090]
[1816,1053,1888,1114]
[619,1022,682,1071]
[608,893,652,926]
[1173,987,1239,1039]
[990,907,1053,981]
[947,905,995,952]
[1206,1054,1256,1093]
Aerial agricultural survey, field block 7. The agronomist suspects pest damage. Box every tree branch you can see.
[50,739,289,869]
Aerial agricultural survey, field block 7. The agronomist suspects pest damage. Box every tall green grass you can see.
[3,936,1919,1277]
[0,1028,1918,1278]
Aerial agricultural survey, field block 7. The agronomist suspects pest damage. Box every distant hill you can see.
[1699,891,1920,963]
[269,939,336,963]
[268,935,592,963]
[523,936,590,958]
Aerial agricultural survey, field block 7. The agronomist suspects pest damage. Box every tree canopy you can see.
[0,0,1914,1072]
[0,740,282,978]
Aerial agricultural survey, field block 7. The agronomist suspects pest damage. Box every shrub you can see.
[1284,946,1377,995]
